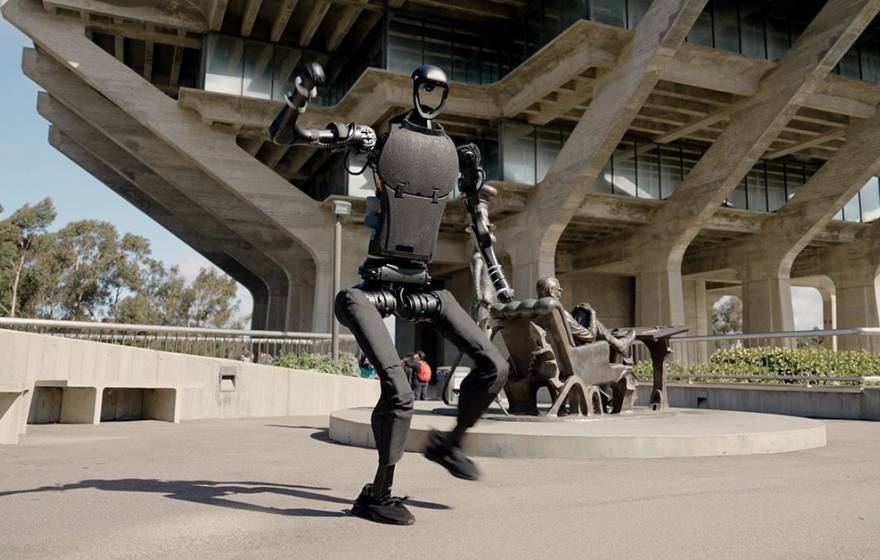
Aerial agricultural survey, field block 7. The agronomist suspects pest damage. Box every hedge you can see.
[633,346,880,385]
[270,352,359,376]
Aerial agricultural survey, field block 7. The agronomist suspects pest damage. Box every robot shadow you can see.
[0,477,449,516]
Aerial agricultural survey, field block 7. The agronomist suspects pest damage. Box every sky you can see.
[0,14,254,322]
[0,13,822,332]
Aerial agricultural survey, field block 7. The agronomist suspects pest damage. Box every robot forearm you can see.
[268,62,376,152]
[457,143,515,303]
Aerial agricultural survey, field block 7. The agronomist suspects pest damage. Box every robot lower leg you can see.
[335,288,414,496]
[431,290,508,448]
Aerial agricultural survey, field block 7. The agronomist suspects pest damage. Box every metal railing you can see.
[633,327,880,388]
[0,318,359,362]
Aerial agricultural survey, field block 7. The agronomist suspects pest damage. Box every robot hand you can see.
[457,143,485,196]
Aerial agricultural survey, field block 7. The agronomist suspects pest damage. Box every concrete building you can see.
[4,0,880,366]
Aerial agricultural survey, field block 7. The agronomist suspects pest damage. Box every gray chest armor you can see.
[370,115,458,262]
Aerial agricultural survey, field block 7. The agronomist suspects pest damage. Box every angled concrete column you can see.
[38,93,285,330]
[49,128,273,330]
[6,1,349,331]
[582,0,880,327]
[828,227,880,351]
[22,49,310,329]
[498,0,708,298]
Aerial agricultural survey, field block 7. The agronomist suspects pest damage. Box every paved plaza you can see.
[1,416,879,559]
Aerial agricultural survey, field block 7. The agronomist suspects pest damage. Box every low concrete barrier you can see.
[635,383,880,420]
[0,329,379,444]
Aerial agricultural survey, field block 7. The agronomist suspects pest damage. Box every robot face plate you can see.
[411,64,449,120]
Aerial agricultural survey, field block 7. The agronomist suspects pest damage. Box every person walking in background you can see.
[414,351,431,401]
[402,353,421,390]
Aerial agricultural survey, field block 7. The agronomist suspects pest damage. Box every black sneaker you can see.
[351,484,415,526]
[423,431,481,481]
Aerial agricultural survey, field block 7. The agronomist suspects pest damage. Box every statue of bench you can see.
[489,297,686,417]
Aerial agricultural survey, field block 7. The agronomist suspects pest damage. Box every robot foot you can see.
[351,484,415,525]
[423,431,481,481]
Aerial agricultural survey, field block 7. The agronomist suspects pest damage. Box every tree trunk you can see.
[9,253,25,318]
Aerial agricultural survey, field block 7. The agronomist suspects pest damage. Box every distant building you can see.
[4,0,879,363]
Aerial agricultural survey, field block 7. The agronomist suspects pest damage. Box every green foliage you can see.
[0,198,56,318]
[0,199,244,327]
[270,352,359,376]
[634,346,880,385]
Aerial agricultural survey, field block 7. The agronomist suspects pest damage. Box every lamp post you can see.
[331,200,352,360]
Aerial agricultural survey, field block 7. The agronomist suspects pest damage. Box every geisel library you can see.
[5,0,880,362]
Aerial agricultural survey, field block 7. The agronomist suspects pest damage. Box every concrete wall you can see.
[636,383,880,421]
[0,329,380,444]
[559,271,635,328]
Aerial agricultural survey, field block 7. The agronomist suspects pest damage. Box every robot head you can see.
[411,64,449,120]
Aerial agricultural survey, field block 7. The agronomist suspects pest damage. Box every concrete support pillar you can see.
[636,267,685,327]
[509,245,556,300]
[741,271,795,334]
[831,266,880,352]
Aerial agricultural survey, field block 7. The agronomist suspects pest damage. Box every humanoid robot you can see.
[269,62,514,525]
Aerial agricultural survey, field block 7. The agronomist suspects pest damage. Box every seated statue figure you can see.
[535,277,635,360]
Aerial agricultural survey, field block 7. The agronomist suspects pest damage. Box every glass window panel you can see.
[204,35,244,95]
[681,145,703,178]
[838,45,861,80]
[659,145,682,198]
[861,177,880,222]
[272,46,300,100]
[536,128,561,183]
[687,8,713,48]
[597,156,614,194]
[843,193,862,222]
[861,34,880,83]
[388,18,424,74]
[739,2,766,59]
[784,162,805,199]
[422,22,453,72]
[611,141,637,197]
[833,209,844,221]
[589,0,625,28]
[480,130,501,182]
[746,164,768,211]
[636,142,660,199]
[242,41,273,99]
[729,181,748,209]
[765,15,789,62]
[766,161,786,211]
[452,28,481,84]
[502,122,536,184]
[627,0,652,30]
[714,0,740,54]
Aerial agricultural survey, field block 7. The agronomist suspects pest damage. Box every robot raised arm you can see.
[268,62,376,153]
[457,143,515,303]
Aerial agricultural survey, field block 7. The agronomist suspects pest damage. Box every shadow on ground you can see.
[0,478,450,516]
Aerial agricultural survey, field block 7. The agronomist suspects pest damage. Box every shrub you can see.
[633,346,880,385]
[269,352,359,376]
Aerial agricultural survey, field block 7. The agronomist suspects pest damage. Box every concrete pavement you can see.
[1,416,879,559]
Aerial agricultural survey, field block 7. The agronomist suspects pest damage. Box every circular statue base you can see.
[329,402,826,459]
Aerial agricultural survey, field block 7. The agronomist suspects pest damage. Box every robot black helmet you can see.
[411,64,449,120]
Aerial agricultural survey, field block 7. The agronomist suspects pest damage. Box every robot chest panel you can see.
[371,121,459,262]
[377,122,458,199]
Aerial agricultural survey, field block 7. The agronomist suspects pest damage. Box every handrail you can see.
[669,327,880,343]
[0,317,356,340]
